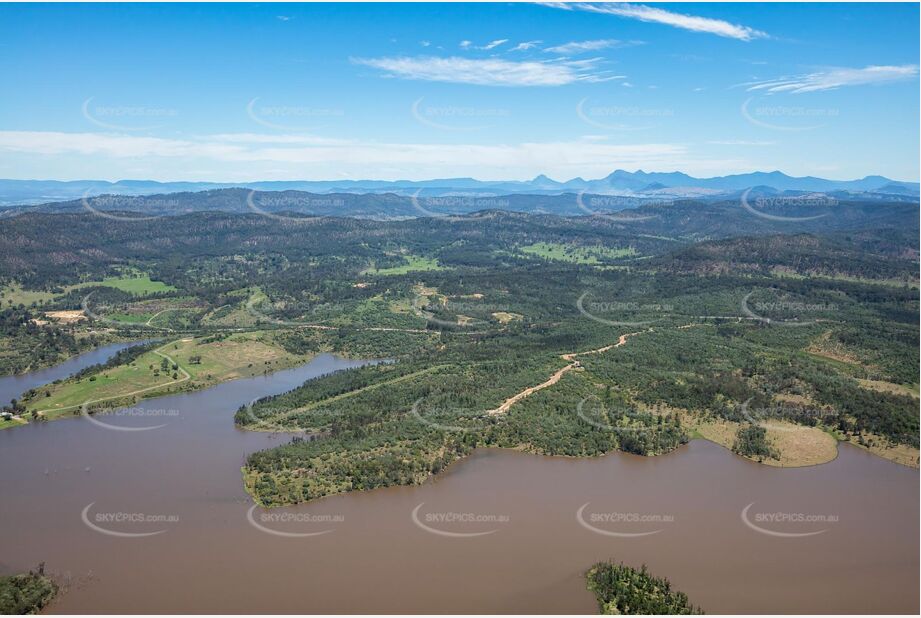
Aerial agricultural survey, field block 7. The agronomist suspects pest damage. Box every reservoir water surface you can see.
[0,353,917,614]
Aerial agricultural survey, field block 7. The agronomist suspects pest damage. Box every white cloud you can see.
[459,39,508,51]
[352,55,617,86]
[511,40,542,51]
[276,15,290,22]
[746,65,919,94]
[482,39,508,50]
[545,3,767,41]
[0,131,238,158]
[545,39,638,54]
[0,130,753,181]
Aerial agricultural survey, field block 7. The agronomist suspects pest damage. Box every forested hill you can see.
[0,202,917,290]
[654,232,919,281]
[0,189,635,219]
[2,187,918,222]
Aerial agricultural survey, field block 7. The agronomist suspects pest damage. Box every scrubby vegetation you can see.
[586,561,702,615]
[0,568,57,615]
[0,307,105,375]
[733,425,779,461]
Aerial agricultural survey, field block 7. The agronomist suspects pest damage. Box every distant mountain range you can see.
[0,170,918,207]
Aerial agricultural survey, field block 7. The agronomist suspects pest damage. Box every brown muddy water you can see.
[0,341,144,406]
[0,354,917,614]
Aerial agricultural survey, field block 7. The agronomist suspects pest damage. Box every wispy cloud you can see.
[460,39,508,51]
[545,39,639,54]
[544,3,767,41]
[352,55,618,86]
[511,40,542,51]
[746,65,919,94]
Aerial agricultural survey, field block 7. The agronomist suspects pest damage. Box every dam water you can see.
[0,353,917,614]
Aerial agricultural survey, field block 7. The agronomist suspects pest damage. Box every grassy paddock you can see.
[1,274,175,308]
[364,255,444,275]
[22,332,312,420]
[520,242,637,264]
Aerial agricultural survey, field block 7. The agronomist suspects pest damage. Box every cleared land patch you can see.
[686,415,838,467]
[519,242,637,264]
[364,255,444,276]
[1,274,175,308]
[858,379,919,399]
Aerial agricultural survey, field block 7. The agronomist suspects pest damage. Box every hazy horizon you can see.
[2,166,919,184]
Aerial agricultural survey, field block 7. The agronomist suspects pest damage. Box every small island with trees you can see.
[0,565,57,615]
[586,560,702,615]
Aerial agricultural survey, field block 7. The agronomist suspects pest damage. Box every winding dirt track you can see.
[487,330,647,416]
[35,340,192,416]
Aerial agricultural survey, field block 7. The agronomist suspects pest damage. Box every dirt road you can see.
[487,330,646,416]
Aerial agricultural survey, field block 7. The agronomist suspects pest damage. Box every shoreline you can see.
[6,336,318,430]
[244,429,919,509]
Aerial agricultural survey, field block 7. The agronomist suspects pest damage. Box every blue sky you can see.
[0,2,918,181]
